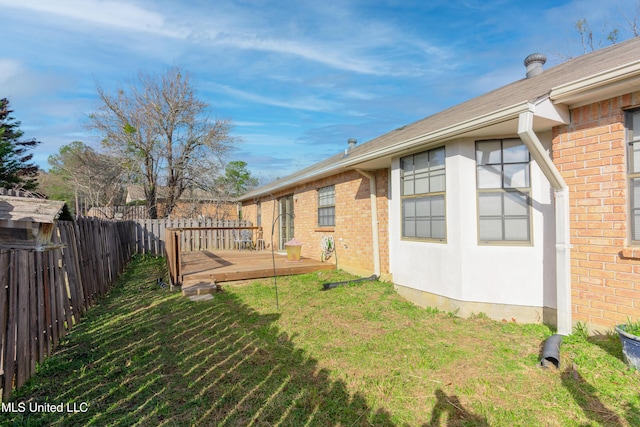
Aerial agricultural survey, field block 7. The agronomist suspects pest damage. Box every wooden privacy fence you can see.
[135,218,252,256]
[86,205,148,220]
[0,218,136,400]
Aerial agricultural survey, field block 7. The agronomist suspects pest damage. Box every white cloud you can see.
[207,32,397,76]
[0,59,21,84]
[169,0,453,77]
[210,83,342,113]
[233,121,265,127]
[343,89,377,101]
[1,0,452,77]
[0,0,186,37]
[0,58,68,99]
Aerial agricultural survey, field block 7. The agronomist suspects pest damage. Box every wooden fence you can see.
[135,218,252,256]
[86,205,148,220]
[0,216,250,400]
[0,218,136,400]
[0,188,43,198]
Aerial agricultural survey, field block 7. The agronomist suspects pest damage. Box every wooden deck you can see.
[179,250,335,296]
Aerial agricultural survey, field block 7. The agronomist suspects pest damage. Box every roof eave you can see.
[239,162,348,201]
[550,60,640,107]
[342,101,533,168]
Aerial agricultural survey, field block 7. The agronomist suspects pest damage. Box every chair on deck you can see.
[255,228,265,251]
[233,229,254,250]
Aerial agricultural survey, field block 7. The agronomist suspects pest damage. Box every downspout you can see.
[356,169,381,277]
[518,110,572,336]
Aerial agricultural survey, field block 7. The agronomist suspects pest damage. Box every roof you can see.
[0,195,66,223]
[126,185,146,201]
[126,185,234,202]
[240,37,640,201]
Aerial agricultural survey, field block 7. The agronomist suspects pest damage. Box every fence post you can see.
[3,250,18,401]
[35,251,46,364]
[0,250,9,398]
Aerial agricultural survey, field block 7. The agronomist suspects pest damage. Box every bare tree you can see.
[574,18,619,54]
[556,1,640,60]
[48,141,125,216]
[88,66,236,218]
[623,0,640,37]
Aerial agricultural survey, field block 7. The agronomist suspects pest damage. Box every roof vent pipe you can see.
[524,53,546,78]
[348,138,357,150]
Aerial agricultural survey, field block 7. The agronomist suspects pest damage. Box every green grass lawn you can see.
[2,254,639,426]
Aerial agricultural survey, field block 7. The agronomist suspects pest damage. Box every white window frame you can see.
[627,109,640,244]
[476,138,532,244]
[318,185,335,227]
[400,146,446,241]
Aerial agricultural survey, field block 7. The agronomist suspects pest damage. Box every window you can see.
[400,147,446,240]
[318,185,335,227]
[256,201,262,227]
[476,139,531,243]
[627,109,640,243]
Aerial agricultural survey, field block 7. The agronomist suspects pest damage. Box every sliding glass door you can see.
[278,195,294,250]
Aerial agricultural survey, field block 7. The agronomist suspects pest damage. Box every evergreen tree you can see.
[219,161,259,197]
[0,98,40,190]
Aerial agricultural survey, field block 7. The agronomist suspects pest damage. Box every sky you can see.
[1,0,639,184]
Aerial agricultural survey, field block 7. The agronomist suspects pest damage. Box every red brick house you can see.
[239,38,640,334]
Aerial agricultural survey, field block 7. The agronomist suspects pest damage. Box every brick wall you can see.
[169,201,238,220]
[238,199,271,248]
[552,93,640,329]
[241,169,389,276]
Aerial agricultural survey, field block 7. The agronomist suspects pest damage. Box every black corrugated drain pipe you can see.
[322,275,378,291]
[540,334,564,369]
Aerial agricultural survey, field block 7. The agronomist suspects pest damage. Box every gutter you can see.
[240,162,345,201]
[517,109,572,336]
[356,169,381,277]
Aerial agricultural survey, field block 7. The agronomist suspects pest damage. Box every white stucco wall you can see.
[388,136,557,311]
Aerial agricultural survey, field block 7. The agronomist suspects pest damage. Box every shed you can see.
[0,195,69,250]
